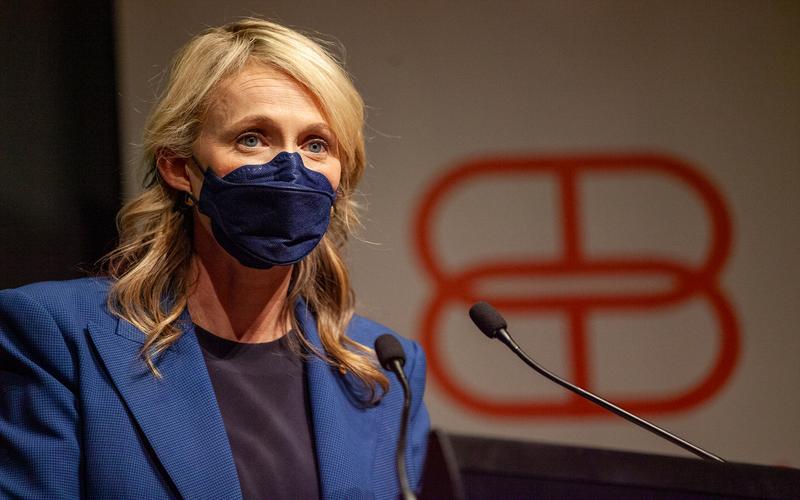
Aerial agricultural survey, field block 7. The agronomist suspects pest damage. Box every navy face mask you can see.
[192,151,336,269]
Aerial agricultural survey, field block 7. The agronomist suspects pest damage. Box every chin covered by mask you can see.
[191,151,336,269]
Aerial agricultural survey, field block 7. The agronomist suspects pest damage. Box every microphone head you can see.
[469,301,508,339]
[375,333,406,370]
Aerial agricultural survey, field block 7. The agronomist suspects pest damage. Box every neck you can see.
[187,220,294,343]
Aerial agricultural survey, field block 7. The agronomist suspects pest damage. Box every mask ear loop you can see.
[181,156,205,209]
[189,155,208,173]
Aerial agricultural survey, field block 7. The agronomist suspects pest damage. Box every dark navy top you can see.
[195,325,321,500]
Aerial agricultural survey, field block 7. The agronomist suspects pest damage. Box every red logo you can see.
[413,154,739,417]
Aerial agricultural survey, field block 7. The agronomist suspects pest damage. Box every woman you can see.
[0,18,429,499]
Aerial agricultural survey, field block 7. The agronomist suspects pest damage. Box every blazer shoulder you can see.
[1,277,112,330]
[7,276,111,298]
[347,314,396,345]
[346,314,422,361]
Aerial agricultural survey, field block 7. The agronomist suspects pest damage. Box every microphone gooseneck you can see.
[468,301,726,463]
[375,334,417,500]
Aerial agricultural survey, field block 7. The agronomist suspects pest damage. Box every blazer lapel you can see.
[87,311,242,500]
[297,302,380,499]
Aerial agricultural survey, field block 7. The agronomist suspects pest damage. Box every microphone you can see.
[375,334,417,500]
[469,301,726,463]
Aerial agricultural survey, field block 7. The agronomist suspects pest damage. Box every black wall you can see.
[0,1,120,288]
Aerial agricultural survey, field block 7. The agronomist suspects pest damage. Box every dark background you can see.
[0,1,120,288]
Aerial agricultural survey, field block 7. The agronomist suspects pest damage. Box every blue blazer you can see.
[0,278,429,499]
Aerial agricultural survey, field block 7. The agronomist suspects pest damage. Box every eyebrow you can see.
[226,114,278,131]
[226,114,335,140]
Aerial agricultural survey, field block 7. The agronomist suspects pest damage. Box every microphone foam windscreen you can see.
[375,333,406,369]
[469,301,508,338]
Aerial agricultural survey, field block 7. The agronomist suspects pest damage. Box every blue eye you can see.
[238,134,261,148]
[306,139,327,154]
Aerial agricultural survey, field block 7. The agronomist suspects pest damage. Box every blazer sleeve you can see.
[404,338,431,491]
[0,289,81,499]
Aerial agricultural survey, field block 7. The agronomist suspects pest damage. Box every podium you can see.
[419,431,800,499]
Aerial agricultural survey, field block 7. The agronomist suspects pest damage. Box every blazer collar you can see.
[88,302,379,500]
[296,301,380,499]
[87,310,242,500]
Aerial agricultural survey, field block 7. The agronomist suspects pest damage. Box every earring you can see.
[183,192,195,207]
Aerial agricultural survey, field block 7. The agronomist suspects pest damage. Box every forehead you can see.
[204,61,327,128]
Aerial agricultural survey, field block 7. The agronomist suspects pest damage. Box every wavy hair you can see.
[101,18,388,398]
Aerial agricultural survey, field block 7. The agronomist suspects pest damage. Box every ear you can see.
[156,151,192,193]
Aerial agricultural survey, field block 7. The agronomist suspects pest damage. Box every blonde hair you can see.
[101,18,388,397]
